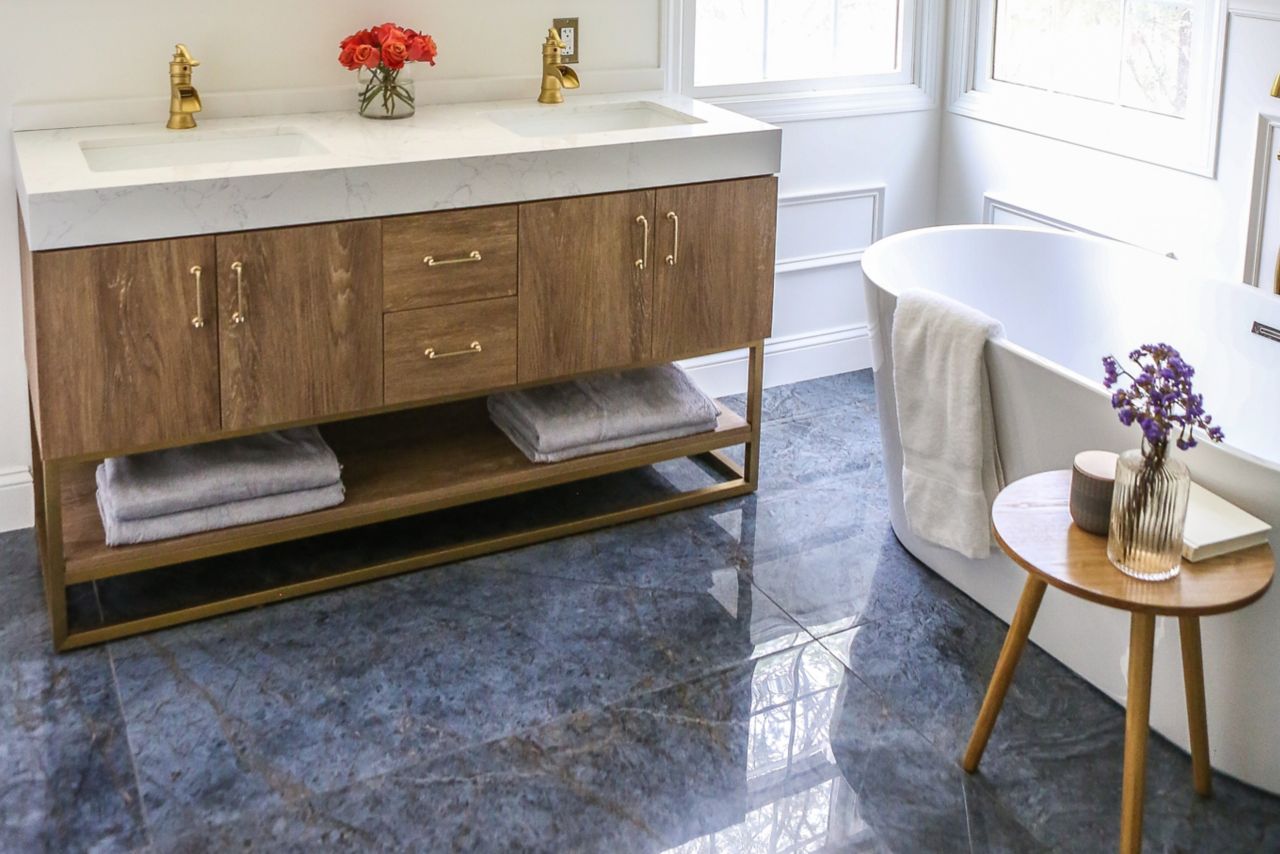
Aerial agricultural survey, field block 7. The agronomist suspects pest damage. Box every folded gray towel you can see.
[99,427,341,521]
[495,419,720,463]
[487,364,719,463]
[96,476,346,547]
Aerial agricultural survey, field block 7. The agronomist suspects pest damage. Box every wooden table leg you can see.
[962,576,1047,773]
[1178,616,1213,798]
[1121,612,1156,854]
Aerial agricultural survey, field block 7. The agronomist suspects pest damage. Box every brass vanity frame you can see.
[30,344,765,651]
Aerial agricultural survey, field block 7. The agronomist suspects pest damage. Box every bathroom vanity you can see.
[13,94,781,650]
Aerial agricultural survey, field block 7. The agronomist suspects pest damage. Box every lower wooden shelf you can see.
[59,397,750,584]
[37,342,767,651]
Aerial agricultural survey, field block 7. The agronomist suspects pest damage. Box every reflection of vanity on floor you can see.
[14,95,782,650]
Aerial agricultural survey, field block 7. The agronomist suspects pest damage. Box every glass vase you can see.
[357,66,415,120]
[1106,449,1191,581]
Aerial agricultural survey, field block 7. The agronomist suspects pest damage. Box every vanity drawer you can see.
[384,297,518,404]
[383,206,518,311]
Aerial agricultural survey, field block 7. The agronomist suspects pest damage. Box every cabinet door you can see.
[30,236,219,458]
[518,191,654,382]
[217,221,383,430]
[652,177,778,360]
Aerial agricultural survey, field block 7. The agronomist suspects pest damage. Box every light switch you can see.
[554,17,580,64]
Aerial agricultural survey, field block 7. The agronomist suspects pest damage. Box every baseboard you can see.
[681,325,871,398]
[0,467,33,534]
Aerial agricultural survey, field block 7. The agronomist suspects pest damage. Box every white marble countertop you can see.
[14,92,781,251]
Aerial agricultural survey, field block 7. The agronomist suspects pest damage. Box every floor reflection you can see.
[667,632,876,853]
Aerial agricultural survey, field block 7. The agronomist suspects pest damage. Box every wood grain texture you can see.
[383,206,518,311]
[384,297,518,405]
[29,235,220,459]
[962,576,1047,773]
[1178,616,1213,798]
[58,400,752,581]
[992,471,1274,616]
[1120,611,1156,854]
[518,190,654,382]
[218,220,383,431]
[18,209,42,444]
[652,176,778,361]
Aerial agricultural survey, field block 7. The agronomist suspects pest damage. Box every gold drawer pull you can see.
[230,261,247,325]
[425,341,483,360]
[636,215,650,270]
[665,211,680,267]
[189,265,206,329]
[424,251,483,267]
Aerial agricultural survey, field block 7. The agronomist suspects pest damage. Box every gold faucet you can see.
[167,44,203,130]
[538,28,580,105]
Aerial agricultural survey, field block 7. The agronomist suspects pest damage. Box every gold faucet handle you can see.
[544,28,566,52]
[173,44,200,67]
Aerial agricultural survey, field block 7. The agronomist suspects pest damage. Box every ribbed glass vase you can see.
[1106,449,1191,581]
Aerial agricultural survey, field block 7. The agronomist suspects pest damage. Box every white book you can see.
[1183,482,1273,563]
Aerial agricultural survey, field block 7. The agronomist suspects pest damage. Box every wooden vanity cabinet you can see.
[652,177,778,360]
[26,235,220,459]
[217,220,384,431]
[21,174,778,650]
[517,190,656,382]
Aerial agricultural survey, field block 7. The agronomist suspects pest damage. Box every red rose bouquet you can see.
[340,23,437,119]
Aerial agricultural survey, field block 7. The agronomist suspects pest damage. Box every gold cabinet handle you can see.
[1273,244,1280,295]
[665,211,680,267]
[189,265,206,329]
[425,341,483,360]
[424,251,483,267]
[635,215,650,270]
[230,261,247,325]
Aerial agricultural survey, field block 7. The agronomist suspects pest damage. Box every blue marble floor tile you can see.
[107,559,811,842]
[158,635,1037,853]
[0,530,148,853]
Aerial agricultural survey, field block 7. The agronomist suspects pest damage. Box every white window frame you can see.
[665,0,944,122]
[946,0,1229,176]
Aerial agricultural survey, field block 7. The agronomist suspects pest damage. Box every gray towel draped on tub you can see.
[95,426,345,546]
[488,364,720,463]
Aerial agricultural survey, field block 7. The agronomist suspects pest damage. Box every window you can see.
[675,0,939,113]
[950,0,1226,173]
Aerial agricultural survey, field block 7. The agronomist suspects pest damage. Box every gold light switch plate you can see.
[554,17,580,64]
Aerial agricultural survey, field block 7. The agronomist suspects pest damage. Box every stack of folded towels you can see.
[96,427,345,546]
[488,364,719,463]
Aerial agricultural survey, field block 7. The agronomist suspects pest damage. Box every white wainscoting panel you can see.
[777,187,885,263]
[981,194,1108,236]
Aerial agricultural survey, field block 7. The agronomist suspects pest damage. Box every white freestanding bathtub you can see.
[862,225,1280,795]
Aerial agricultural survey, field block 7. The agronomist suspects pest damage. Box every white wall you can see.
[0,0,663,532]
[938,1,1280,281]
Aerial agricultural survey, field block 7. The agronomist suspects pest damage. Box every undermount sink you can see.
[487,101,705,138]
[80,128,326,172]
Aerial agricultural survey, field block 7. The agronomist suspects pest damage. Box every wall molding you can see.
[777,185,886,269]
[981,194,1109,237]
[1245,114,1280,289]
[681,325,872,397]
[0,466,33,534]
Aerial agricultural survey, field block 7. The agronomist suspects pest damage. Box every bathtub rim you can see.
[861,224,1280,477]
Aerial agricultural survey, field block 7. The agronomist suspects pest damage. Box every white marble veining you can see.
[14,92,781,251]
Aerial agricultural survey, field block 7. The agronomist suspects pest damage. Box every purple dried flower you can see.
[1100,344,1224,460]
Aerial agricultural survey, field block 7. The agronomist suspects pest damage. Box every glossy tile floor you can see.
[4,371,1279,853]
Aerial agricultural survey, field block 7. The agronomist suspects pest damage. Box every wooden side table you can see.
[963,470,1274,854]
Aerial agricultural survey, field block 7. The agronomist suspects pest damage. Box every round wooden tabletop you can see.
[992,470,1275,616]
